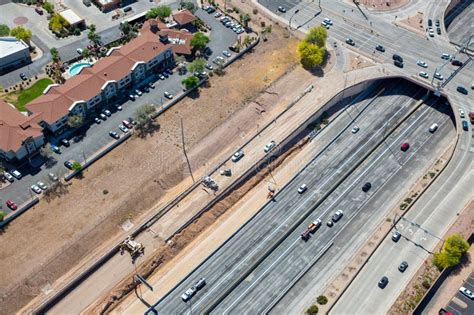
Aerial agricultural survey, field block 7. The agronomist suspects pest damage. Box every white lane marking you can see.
[185,95,420,314]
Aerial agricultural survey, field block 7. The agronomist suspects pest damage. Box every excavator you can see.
[119,236,145,263]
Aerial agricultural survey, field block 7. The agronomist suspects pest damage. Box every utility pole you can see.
[180,118,195,183]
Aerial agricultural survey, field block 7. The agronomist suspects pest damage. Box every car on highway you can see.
[264,140,276,153]
[419,71,429,79]
[327,220,334,227]
[332,210,343,222]
[119,124,129,133]
[429,123,438,133]
[441,53,451,60]
[392,54,403,62]
[195,278,206,290]
[459,286,474,299]
[6,199,18,210]
[394,60,404,68]
[51,144,61,154]
[94,117,102,124]
[309,219,322,233]
[427,19,432,27]
[48,172,59,181]
[401,142,410,151]
[64,160,74,169]
[345,38,355,46]
[277,6,286,13]
[109,131,119,139]
[10,169,22,179]
[301,229,311,241]
[456,86,468,95]
[37,181,48,190]
[31,184,42,194]
[434,72,444,80]
[378,276,389,289]
[362,182,372,192]
[375,45,385,52]
[451,59,463,66]
[181,287,197,302]
[231,149,244,162]
[4,172,14,182]
[392,231,401,242]
[164,91,173,99]
[298,184,308,194]
[462,120,469,131]
[417,60,428,68]
[351,126,360,134]
[398,261,408,272]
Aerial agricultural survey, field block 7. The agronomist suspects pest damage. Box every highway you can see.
[148,80,454,314]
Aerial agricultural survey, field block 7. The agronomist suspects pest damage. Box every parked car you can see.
[419,71,429,79]
[298,184,308,194]
[417,60,428,68]
[428,28,434,37]
[20,72,28,81]
[398,261,408,272]
[64,160,74,169]
[392,54,403,62]
[164,91,173,99]
[441,53,451,60]
[434,72,444,80]
[135,89,142,96]
[378,276,389,289]
[277,6,286,13]
[394,60,404,68]
[129,94,136,101]
[6,199,18,210]
[332,210,343,222]
[427,19,432,27]
[10,170,22,179]
[115,104,123,110]
[76,48,83,55]
[37,181,48,190]
[128,117,137,125]
[451,59,463,66]
[162,72,169,78]
[231,149,244,162]
[109,131,119,139]
[351,126,360,134]
[61,138,70,147]
[346,38,355,46]
[214,12,222,18]
[99,113,107,120]
[327,220,334,227]
[401,142,410,151]
[149,82,155,89]
[462,120,469,131]
[94,117,102,124]
[35,7,43,15]
[222,50,232,58]
[206,6,215,13]
[459,110,465,118]
[31,184,42,194]
[119,124,129,133]
[102,109,112,116]
[436,27,441,35]
[435,19,440,26]
[4,172,14,182]
[51,144,61,154]
[392,231,401,242]
[48,172,59,181]
[205,64,214,70]
[122,120,133,129]
[362,182,372,192]
[264,140,276,153]
[375,45,385,52]
[457,86,468,95]
[459,286,474,299]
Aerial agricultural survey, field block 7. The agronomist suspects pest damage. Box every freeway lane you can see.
[149,80,427,314]
[211,98,454,314]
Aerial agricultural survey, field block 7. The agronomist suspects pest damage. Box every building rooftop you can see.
[172,10,197,26]
[0,100,43,153]
[59,9,84,25]
[0,37,29,59]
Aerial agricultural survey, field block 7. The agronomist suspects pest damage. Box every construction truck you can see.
[120,236,144,262]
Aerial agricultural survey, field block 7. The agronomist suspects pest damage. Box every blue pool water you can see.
[68,63,92,76]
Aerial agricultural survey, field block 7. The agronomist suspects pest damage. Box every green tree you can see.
[42,1,54,14]
[0,211,5,222]
[49,14,69,35]
[50,47,60,63]
[119,21,138,41]
[134,104,158,137]
[306,26,327,48]
[182,75,199,90]
[180,0,197,12]
[187,58,206,73]
[241,13,251,27]
[87,24,101,45]
[298,40,325,69]
[316,295,328,305]
[146,6,172,20]
[82,48,92,60]
[242,35,252,47]
[0,24,10,37]
[67,114,84,128]
[71,161,82,171]
[190,32,210,53]
[10,26,33,45]
[433,234,469,269]
[306,304,319,315]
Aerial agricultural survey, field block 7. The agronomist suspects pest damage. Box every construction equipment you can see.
[120,236,144,262]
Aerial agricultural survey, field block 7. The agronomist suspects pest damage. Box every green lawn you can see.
[12,78,53,111]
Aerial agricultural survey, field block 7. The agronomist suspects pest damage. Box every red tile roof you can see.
[172,10,197,26]
[0,100,43,153]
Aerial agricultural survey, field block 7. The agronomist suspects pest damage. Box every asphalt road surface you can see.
[148,79,454,314]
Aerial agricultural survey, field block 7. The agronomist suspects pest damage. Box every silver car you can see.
[231,150,244,162]
[264,140,276,153]
[119,124,129,133]
[419,71,429,79]
[31,184,42,194]
[37,181,48,190]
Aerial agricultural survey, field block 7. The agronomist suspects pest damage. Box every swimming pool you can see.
[68,62,92,76]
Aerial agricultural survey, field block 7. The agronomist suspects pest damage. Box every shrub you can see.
[316,295,328,305]
[103,189,109,195]
[253,8,258,15]
[306,304,318,315]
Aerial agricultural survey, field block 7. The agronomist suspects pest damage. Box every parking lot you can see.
[0,7,240,217]
[447,272,474,315]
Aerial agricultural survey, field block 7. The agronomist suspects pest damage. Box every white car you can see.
[99,113,107,120]
[428,28,434,37]
[102,109,112,117]
[222,50,232,58]
[115,105,122,111]
[323,18,333,25]
[4,172,14,182]
[37,181,48,190]
[441,53,451,60]
[264,140,276,153]
[119,124,129,133]
[351,126,360,133]
[297,184,308,194]
[419,71,429,79]
[459,110,465,118]
[181,287,197,302]
[417,60,428,68]
[231,149,244,162]
[48,172,59,181]
[10,169,22,179]
[434,72,444,80]
[135,89,142,96]
[94,117,101,124]
[31,184,42,194]
[76,48,83,54]
[459,286,474,299]
[164,91,173,99]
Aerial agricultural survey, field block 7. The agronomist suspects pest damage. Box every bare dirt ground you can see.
[356,0,410,11]
[346,51,375,72]
[389,200,474,314]
[0,24,300,315]
[398,12,426,36]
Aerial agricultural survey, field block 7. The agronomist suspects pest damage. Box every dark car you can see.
[435,19,440,26]
[301,229,311,241]
[20,73,28,81]
[277,6,286,13]
[206,6,216,13]
[195,278,206,290]
[428,19,432,26]
[64,161,74,169]
[392,231,401,242]
[375,45,385,52]
[362,182,372,192]
[35,7,43,15]
[462,120,469,131]
[394,60,404,68]
[401,142,410,151]
[6,199,18,210]
[457,86,468,95]
[378,276,389,289]
[436,27,441,35]
[332,210,343,222]
[392,54,403,62]
[398,261,408,272]
[346,38,355,46]
[109,131,119,139]
[451,59,463,66]
[61,138,70,147]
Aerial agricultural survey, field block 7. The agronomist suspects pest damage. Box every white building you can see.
[0,37,30,74]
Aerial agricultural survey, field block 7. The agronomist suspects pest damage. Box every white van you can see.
[429,123,438,133]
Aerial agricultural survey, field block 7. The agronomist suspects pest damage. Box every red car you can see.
[401,142,410,151]
[451,59,463,66]
[6,200,17,210]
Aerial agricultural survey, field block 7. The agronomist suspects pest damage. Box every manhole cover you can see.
[13,16,28,25]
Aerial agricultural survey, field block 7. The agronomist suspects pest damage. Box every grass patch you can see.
[10,78,52,111]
